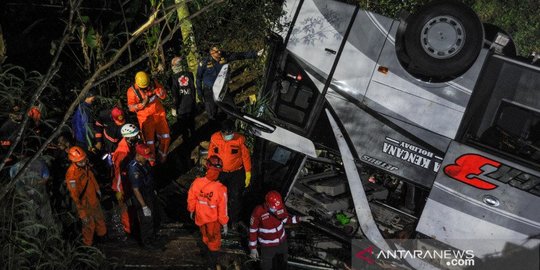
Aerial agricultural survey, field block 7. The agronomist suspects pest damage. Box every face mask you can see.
[223,134,234,141]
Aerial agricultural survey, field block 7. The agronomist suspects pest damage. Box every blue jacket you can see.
[127,159,154,199]
[72,102,94,149]
[196,51,257,98]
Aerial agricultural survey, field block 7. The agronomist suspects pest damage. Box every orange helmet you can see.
[265,191,284,211]
[206,155,223,171]
[68,146,87,162]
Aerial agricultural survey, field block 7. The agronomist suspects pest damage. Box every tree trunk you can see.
[175,0,198,75]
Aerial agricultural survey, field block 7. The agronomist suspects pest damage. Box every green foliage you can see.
[0,183,115,270]
[355,0,539,56]
[470,0,540,55]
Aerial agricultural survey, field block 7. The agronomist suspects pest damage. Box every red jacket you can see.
[111,138,134,192]
[187,177,228,226]
[208,132,251,172]
[249,205,298,249]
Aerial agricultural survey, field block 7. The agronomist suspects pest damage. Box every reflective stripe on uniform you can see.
[249,240,257,247]
[258,223,283,234]
[249,228,258,233]
[197,200,217,208]
[258,231,285,244]
[146,140,154,145]
[158,133,170,139]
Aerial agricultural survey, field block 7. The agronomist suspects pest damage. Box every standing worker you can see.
[208,119,251,230]
[128,143,158,248]
[187,155,228,270]
[127,71,171,163]
[248,191,313,270]
[170,56,196,139]
[65,146,107,246]
[196,45,261,120]
[72,91,97,152]
[112,123,142,236]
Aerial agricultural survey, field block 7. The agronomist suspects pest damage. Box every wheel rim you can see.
[420,15,465,59]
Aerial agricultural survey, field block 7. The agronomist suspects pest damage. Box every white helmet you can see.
[121,123,139,138]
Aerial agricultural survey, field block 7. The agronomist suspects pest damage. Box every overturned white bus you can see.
[213,0,540,268]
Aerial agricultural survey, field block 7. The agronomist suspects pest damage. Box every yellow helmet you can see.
[135,71,150,88]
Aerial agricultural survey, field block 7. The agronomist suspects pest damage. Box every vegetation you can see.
[0,0,538,269]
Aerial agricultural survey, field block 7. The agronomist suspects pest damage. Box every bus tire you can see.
[401,0,483,79]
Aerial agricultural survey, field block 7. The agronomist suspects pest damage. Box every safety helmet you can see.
[68,146,87,162]
[111,107,126,125]
[135,71,150,88]
[206,155,223,171]
[265,191,284,210]
[121,123,139,138]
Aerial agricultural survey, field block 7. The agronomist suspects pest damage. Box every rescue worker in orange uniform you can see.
[127,71,171,163]
[65,146,107,246]
[187,155,228,269]
[208,119,251,229]
[248,191,313,270]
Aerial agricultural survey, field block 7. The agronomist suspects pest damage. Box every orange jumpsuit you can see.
[187,177,228,251]
[65,163,106,246]
[208,132,251,173]
[127,80,170,160]
[111,137,133,233]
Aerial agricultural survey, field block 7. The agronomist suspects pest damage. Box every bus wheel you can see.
[400,0,483,80]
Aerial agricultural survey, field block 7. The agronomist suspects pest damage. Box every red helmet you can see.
[68,146,87,162]
[206,155,223,171]
[265,191,284,210]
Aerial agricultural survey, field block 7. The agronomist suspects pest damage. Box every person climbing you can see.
[187,155,228,270]
[127,71,170,163]
[65,146,107,246]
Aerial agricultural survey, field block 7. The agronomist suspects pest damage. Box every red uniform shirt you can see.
[249,205,298,249]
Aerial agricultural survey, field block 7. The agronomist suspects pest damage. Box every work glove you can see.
[300,215,314,222]
[171,109,177,117]
[222,224,228,236]
[115,191,124,202]
[142,206,152,217]
[81,216,90,225]
[245,171,252,188]
[250,249,259,260]
[95,142,102,150]
[190,212,194,220]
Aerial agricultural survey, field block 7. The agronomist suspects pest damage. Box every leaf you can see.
[85,27,98,49]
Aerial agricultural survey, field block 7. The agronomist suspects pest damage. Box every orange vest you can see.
[187,177,228,226]
[208,132,251,172]
[127,80,166,120]
[65,163,101,218]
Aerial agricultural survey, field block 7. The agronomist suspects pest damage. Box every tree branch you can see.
[0,0,82,173]
[0,0,225,201]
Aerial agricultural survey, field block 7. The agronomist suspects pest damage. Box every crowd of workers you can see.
[0,45,312,270]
